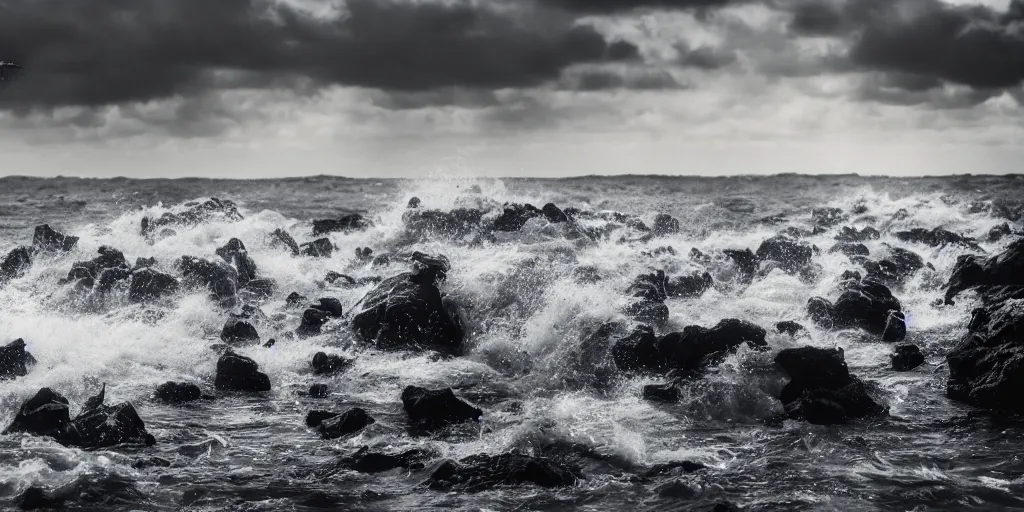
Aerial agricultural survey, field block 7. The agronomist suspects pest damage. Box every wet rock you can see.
[612,325,664,373]
[493,203,543,232]
[830,243,870,258]
[215,238,258,287]
[642,382,680,402]
[724,248,758,280]
[891,344,925,371]
[306,410,338,427]
[426,453,578,491]
[312,214,370,236]
[0,246,32,284]
[863,247,926,285]
[712,502,744,512]
[407,197,421,208]
[946,300,1024,411]
[812,207,846,227]
[300,238,333,258]
[309,384,329,398]
[755,235,815,273]
[62,246,129,290]
[835,226,880,242]
[776,321,805,336]
[3,388,70,440]
[573,265,601,283]
[240,278,275,299]
[311,297,343,318]
[667,272,714,298]
[297,308,331,338]
[318,408,374,439]
[401,386,482,430]
[542,203,569,223]
[652,214,680,235]
[403,208,485,238]
[896,227,983,251]
[154,382,202,403]
[945,239,1024,304]
[177,256,238,302]
[336,446,432,473]
[775,346,886,424]
[352,253,463,353]
[220,319,259,344]
[141,197,242,235]
[18,486,62,510]
[355,247,373,261]
[4,387,155,448]
[311,352,352,375]
[808,278,905,340]
[614,319,767,376]
[624,299,669,326]
[988,223,1013,242]
[0,338,36,380]
[33,224,78,253]
[286,292,307,308]
[133,257,156,270]
[269,228,300,255]
[128,268,180,303]
[214,351,271,392]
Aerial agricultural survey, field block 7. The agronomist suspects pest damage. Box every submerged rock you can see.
[812,207,846,227]
[401,386,482,430]
[309,384,329,398]
[351,253,463,353]
[311,352,352,375]
[891,344,925,371]
[808,278,905,340]
[33,224,78,253]
[613,319,767,376]
[863,247,927,285]
[426,453,579,491]
[776,321,805,336]
[214,351,271,392]
[154,382,202,403]
[300,238,333,258]
[775,346,887,424]
[403,208,485,238]
[0,338,36,380]
[220,318,259,344]
[318,408,375,439]
[651,214,680,235]
[335,446,433,473]
[312,214,370,236]
[642,382,680,402]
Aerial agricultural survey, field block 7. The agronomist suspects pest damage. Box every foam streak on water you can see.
[1,175,1023,511]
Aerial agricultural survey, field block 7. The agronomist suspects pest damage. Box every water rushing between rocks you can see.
[1,175,1024,511]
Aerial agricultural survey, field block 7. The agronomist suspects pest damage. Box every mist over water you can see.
[1,175,1023,511]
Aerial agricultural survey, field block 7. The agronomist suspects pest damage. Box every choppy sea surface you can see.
[2,174,1024,511]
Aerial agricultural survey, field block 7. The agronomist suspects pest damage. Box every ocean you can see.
[1,174,1024,511]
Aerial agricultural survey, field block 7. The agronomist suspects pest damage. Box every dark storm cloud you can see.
[563,68,683,90]
[787,0,1024,91]
[0,0,638,110]
[534,0,736,13]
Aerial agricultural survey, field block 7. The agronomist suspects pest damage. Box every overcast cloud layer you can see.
[0,0,1021,176]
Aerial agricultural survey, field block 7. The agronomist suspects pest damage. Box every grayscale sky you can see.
[0,0,1021,177]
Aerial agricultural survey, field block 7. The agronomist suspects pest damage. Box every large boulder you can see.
[300,238,334,258]
[3,388,70,440]
[220,318,260,344]
[311,352,352,375]
[493,203,543,232]
[0,246,32,284]
[351,253,463,353]
[214,351,271,392]
[141,197,242,236]
[215,238,258,288]
[863,247,927,285]
[154,382,202,403]
[775,346,886,424]
[269,228,300,255]
[896,227,982,251]
[426,453,579,491]
[128,268,180,303]
[755,235,815,274]
[177,256,238,303]
[4,387,155,448]
[945,239,1024,304]
[613,319,767,376]
[62,246,129,291]
[946,301,1024,411]
[401,386,482,430]
[808,278,905,340]
[0,338,36,380]
[33,224,78,253]
[312,214,370,236]
[317,408,375,439]
[891,344,925,371]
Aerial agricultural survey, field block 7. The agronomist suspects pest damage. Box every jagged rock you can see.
[401,386,482,430]
[4,388,155,448]
[33,224,78,253]
[134,257,156,269]
[426,453,578,491]
[62,246,129,291]
[0,246,32,284]
[542,203,569,223]
[352,253,463,353]
[177,256,238,302]
[808,278,904,340]
[221,319,259,344]
[241,278,275,299]
[269,228,300,255]
[613,319,767,376]
[335,446,432,473]
[306,410,338,428]
[3,388,70,440]
[309,384,329,398]
[652,214,680,235]
[407,197,421,209]
[311,352,352,375]
[215,238,258,287]
[756,235,815,273]
[812,207,846,227]
[891,344,925,371]
[724,248,758,280]
[318,408,374,439]
[776,321,805,336]
[312,214,369,236]
[0,338,36,380]
[128,268,180,303]
[154,382,202,403]
[141,197,242,235]
[835,226,880,242]
[945,239,1024,304]
[214,351,271,392]
[300,238,333,258]
[493,203,543,232]
[946,300,1024,411]
[863,247,926,285]
[988,223,1013,242]
[830,243,870,258]
[775,346,886,424]
[895,227,982,250]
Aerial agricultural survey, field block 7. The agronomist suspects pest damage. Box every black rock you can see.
[724,248,758,280]
[808,278,905,340]
[835,226,880,242]
[988,222,1012,242]
[154,382,202,403]
[18,486,61,510]
[0,246,33,284]
[812,207,846,227]
[128,268,180,303]
[306,410,338,427]
[214,351,271,392]
[408,197,421,209]
[427,453,578,491]
[141,197,242,235]
[891,344,925,371]
[863,247,926,285]
[612,325,664,374]
[830,243,870,258]
[401,386,482,430]
[177,256,238,302]
[947,299,1024,411]
[269,228,300,255]
[318,408,375,439]
[0,338,36,380]
[776,321,805,336]
[493,203,543,232]
[221,319,260,344]
[666,272,713,298]
[402,208,485,238]
[945,239,1024,304]
[309,384,329,398]
[352,253,463,353]
[775,346,886,424]
[658,319,768,374]
[542,203,569,223]
[756,235,815,273]
[133,257,156,269]
[65,402,156,449]
[241,278,275,299]
[286,292,307,308]
[896,227,982,251]
[624,299,669,326]
[311,297,343,318]
[881,311,907,342]
[33,224,78,253]
[311,352,352,375]
[312,214,369,236]
[336,447,433,473]
[215,238,258,287]
[300,238,334,258]
[297,308,331,338]
[3,388,71,439]
[652,214,680,235]
[642,382,680,402]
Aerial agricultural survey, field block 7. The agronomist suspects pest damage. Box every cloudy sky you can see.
[0,0,1021,177]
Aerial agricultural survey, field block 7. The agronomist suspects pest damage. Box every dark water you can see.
[1,175,1024,511]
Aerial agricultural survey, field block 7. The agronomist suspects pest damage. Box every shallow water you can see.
[1,174,1024,511]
